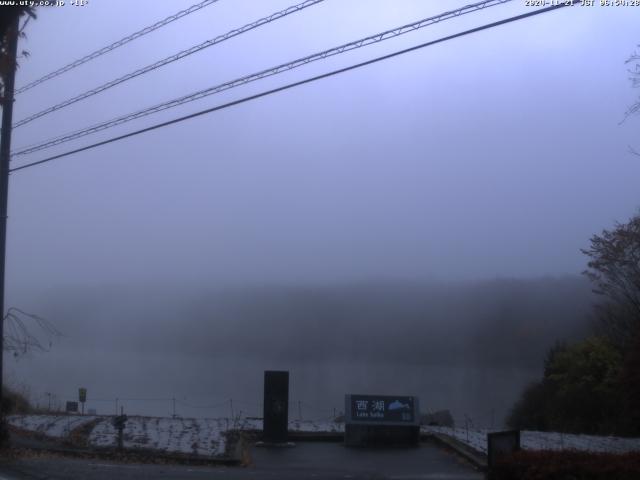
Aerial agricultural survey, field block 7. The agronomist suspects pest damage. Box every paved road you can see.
[0,442,483,479]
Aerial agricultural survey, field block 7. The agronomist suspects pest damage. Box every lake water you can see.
[7,348,540,429]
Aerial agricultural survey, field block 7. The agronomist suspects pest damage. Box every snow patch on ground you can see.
[8,415,97,438]
[520,430,640,454]
[8,415,344,458]
[89,416,228,457]
[14,414,638,459]
[236,418,344,433]
[421,426,640,455]
[289,420,344,433]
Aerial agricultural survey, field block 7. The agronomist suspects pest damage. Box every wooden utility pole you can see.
[0,15,20,440]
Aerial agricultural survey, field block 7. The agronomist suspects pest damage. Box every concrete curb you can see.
[423,432,488,471]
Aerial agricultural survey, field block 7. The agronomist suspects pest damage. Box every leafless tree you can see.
[3,307,61,358]
[625,46,640,118]
[624,45,640,156]
[582,212,640,348]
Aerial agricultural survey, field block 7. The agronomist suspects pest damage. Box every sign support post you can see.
[78,388,87,415]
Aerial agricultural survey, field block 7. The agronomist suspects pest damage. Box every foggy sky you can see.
[5,0,639,294]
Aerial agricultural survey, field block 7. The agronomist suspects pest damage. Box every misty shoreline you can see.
[6,275,594,425]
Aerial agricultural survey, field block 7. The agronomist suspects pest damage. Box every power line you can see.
[9,3,570,173]
[117,397,173,402]
[12,0,513,156]
[13,0,325,128]
[15,0,222,95]
[177,399,230,409]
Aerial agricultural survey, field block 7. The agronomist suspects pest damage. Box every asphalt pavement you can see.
[0,441,484,479]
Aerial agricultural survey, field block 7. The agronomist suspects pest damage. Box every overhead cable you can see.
[15,0,222,95]
[12,0,512,155]
[13,0,325,128]
[9,3,572,173]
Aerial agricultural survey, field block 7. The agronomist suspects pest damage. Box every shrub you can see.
[1,386,33,415]
[489,450,640,480]
[507,336,624,434]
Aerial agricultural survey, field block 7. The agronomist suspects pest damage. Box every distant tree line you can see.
[508,212,640,436]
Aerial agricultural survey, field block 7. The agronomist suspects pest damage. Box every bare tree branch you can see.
[3,307,62,358]
[582,213,640,349]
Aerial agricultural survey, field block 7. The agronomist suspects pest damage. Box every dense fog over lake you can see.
[8,276,593,425]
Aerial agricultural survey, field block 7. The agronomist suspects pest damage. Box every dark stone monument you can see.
[344,394,420,447]
[263,370,289,444]
[487,430,520,469]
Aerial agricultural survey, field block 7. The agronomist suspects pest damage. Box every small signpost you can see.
[344,394,420,446]
[78,387,87,415]
[65,401,78,413]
